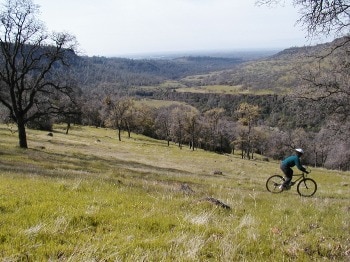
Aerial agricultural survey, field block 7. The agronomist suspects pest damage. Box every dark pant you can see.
[280,163,293,187]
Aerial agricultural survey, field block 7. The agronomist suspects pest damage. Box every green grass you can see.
[176,85,243,94]
[0,124,349,261]
[135,98,189,109]
[175,85,276,95]
[135,80,276,96]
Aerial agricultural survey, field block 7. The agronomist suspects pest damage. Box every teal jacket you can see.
[281,155,306,172]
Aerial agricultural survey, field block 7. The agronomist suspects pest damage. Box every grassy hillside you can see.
[0,124,349,261]
[175,40,341,95]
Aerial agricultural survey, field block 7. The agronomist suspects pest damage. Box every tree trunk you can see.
[66,122,71,135]
[125,120,131,138]
[118,127,122,141]
[191,133,195,151]
[314,151,317,167]
[220,135,223,152]
[17,119,28,148]
[178,130,182,149]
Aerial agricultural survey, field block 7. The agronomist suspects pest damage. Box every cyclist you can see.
[280,148,309,190]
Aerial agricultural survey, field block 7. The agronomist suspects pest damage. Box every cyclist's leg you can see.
[280,164,293,188]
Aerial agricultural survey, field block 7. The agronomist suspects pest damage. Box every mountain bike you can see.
[266,170,317,197]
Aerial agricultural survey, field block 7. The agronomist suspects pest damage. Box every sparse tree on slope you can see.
[169,105,188,149]
[104,96,134,141]
[0,0,79,148]
[183,107,201,151]
[155,106,173,146]
[202,108,226,151]
[236,102,260,159]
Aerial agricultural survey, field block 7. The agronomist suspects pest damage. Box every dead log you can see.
[201,197,231,209]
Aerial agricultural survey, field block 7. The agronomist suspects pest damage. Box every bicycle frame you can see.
[289,172,307,186]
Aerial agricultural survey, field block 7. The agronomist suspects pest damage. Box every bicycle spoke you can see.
[266,175,284,193]
[297,178,317,197]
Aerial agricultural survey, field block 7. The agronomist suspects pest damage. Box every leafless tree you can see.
[0,0,79,148]
[104,96,134,141]
[169,105,191,149]
[257,0,350,103]
[132,104,155,137]
[183,107,201,151]
[258,0,350,170]
[236,103,260,159]
[202,108,225,151]
[155,106,173,146]
[256,0,350,38]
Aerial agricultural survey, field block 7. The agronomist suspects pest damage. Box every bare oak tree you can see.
[236,102,260,159]
[258,0,350,168]
[0,0,78,148]
[202,108,226,151]
[183,107,201,151]
[155,106,173,146]
[256,0,350,37]
[170,105,188,149]
[104,96,134,141]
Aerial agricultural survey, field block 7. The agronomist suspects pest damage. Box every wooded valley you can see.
[1,38,349,170]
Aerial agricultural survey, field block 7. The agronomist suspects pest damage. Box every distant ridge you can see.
[65,38,342,92]
[272,37,347,58]
[178,37,347,93]
[113,48,281,61]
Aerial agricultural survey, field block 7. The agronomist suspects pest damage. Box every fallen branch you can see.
[201,197,231,209]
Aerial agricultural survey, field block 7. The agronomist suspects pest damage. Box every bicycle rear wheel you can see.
[297,178,317,197]
[266,175,284,193]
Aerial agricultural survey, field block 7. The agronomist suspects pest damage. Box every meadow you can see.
[0,124,349,261]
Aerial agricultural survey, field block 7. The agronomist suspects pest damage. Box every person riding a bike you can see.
[280,148,309,190]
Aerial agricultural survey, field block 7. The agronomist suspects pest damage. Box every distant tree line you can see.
[70,55,244,91]
[51,87,347,171]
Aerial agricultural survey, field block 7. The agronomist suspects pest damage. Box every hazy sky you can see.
[34,0,325,57]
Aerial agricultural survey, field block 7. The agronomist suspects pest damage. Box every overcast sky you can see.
[34,0,327,57]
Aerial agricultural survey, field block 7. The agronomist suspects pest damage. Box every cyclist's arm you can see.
[295,157,307,172]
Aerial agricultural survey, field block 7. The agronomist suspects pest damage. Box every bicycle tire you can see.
[266,175,284,193]
[297,178,317,197]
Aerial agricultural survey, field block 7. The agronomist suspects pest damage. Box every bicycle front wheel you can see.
[266,175,284,193]
[297,178,317,197]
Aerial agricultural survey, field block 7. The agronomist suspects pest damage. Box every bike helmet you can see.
[295,148,304,154]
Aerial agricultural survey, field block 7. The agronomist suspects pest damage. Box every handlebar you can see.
[303,168,311,176]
